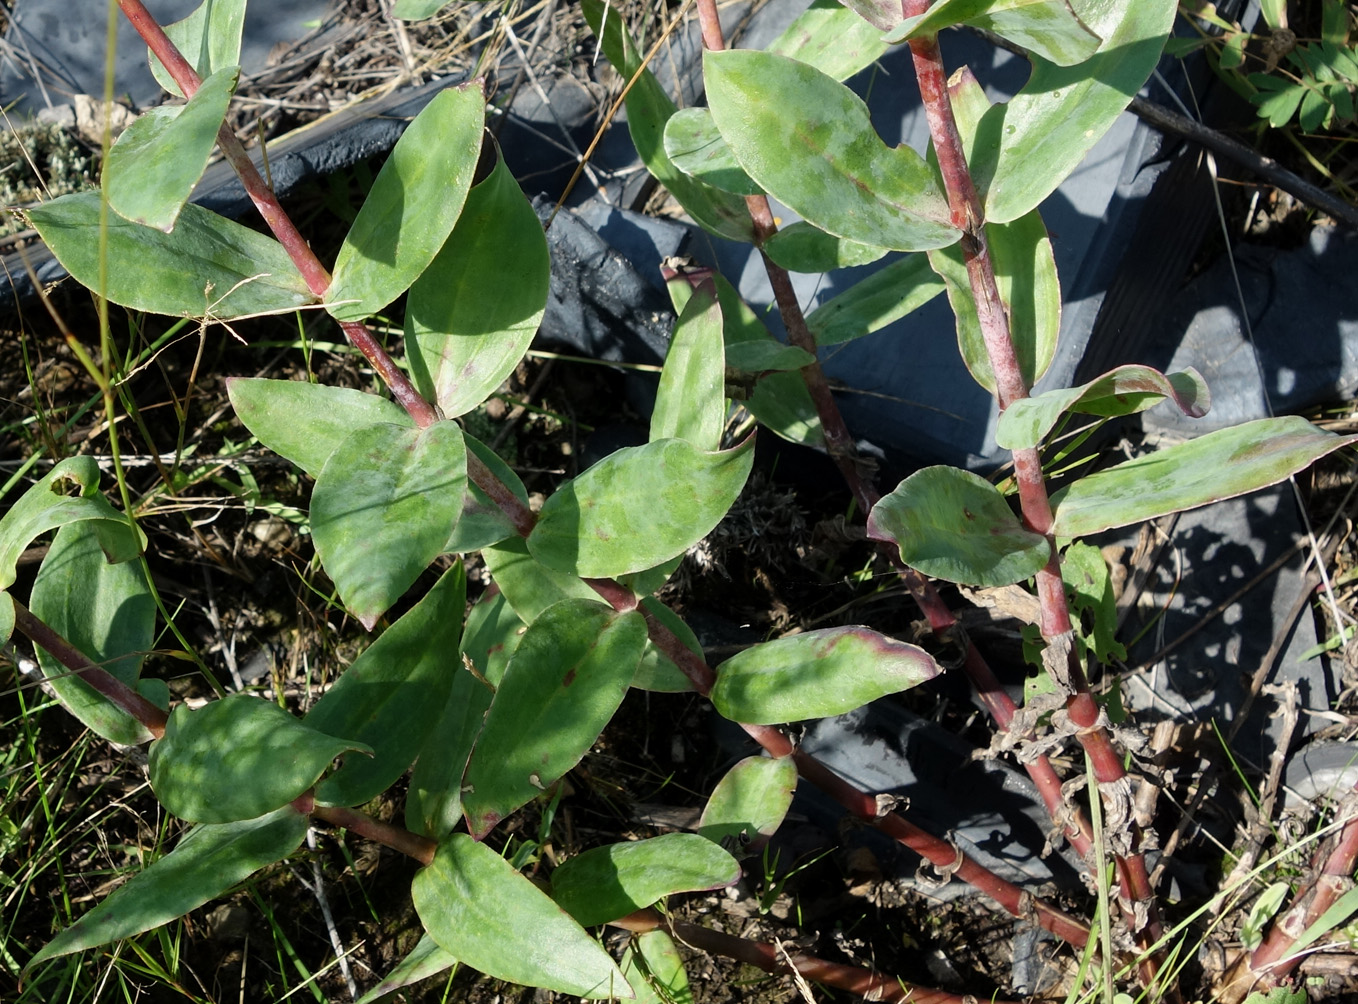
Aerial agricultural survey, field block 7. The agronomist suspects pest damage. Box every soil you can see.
[4,2,1358,1003]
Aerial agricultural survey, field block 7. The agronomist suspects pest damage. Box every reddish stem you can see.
[311,804,437,866]
[13,600,169,737]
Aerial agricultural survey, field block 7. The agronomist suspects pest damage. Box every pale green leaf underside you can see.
[698,755,798,848]
[621,930,693,1004]
[148,0,246,97]
[413,833,632,999]
[107,66,238,231]
[889,0,1101,67]
[356,934,458,1004]
[764,221,889,273]
[867,466,1051,586]
[1049,417,1358,538]
[704,49,958,252]
[767,0,889,81]
[711,626,941,724]
[996,365,1209,450]
[663,108,763,195]
[651,282,726,450]
[804,253,944,346]
[27,193,313,320]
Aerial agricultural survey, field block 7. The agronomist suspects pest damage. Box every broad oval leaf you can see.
[748,371,825,448]
[975,0,1178,223]
[928,208,1060,395]
[710,626,941,724]
[356,934,458,1004]
[651,282,726,450]
[148,0,246,97]
[763,221,889,273]
[0,456,144,591]
[996,365,1210,450]
[804,253,944,346]
[662,108,762,195]
[308,563,465,808]
[551,833,741,927]
[406,152,549,418]
[631,597,701,693]
[311,421,467,629]
[621,930,692,1004]
[412,833,632,999]
[581,0,753,242]
[1049,417,1358,538]
[326,84,484,322]
[25,806,307,971]
[703,49,958,251]
[887,0,1101,67]
[697,755,798,849]
[226,378,413,479]
[462,599,646,838]
[149,694,371,823]
[527,436,754,579]
[27,193,313,319]
[867,466,1051,585]
[30,521,156,745]
[107,66,238,231]
[767,0,888,81]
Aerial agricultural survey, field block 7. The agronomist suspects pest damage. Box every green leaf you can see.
[405,659,493,840]
[311,421,467,629]
[668,273,814,374]
[996,365,1210,450]
[1259,0,1288,31]
[462,599,646,837]
[30,521,156,745]
[888,0,1101,67]
[697,755,798,849]
[631,597,701,693]
[392,0,453,18]
[0,593,12,646]
[551,833,740,927]
[763,222,889,273]
[837,0,905,31]
[621,930,692,1004]
[356,934,457,1004]
[711,627,940,724]
[308,563,465,808]
[928,208,1060,395]
[766,0,888,81]
[974,0,1178,223]
[106,66,238,232]
[1061,542,1125,663]
[528,437,753,578]
[663,108,762,196]
[406,152,549,417]
[748,371,825,447]
[227,378,413,478]
[618,556,684,599]
[651,282,726,450]
[445,434,529,553]
[27,193,314,320]
[703,50,958,252]
[0,456,144,591]
[1049,417,1358,538]
[413,833,631,998]
[1241,990,1309,1004]
[461,587,525,688]
[326,84,484,322]
[484,536,599,624]
[867,466,1051,586]
[1250,76,1306,128]
[580,0,753,242]
[149,694,371,823]
[148,0,246,98]
[804,253,944,346]
[25,806,307,970]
